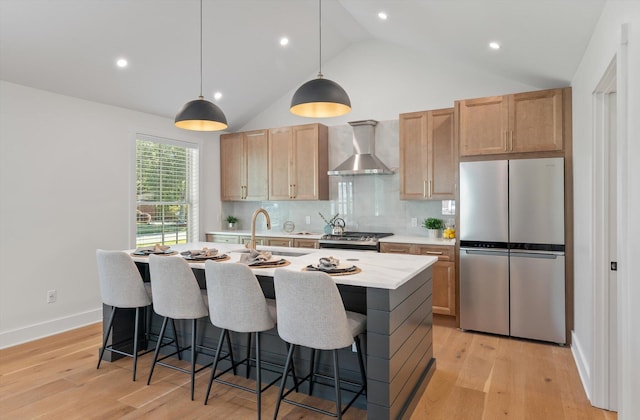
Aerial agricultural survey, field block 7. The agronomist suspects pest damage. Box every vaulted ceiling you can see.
[0,0,605,131]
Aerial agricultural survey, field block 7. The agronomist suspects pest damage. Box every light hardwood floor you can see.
[0,316,616,419]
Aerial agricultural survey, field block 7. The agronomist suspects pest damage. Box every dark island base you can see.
[101,263,435,419]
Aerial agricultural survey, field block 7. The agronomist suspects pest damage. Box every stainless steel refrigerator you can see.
[459,158,566,344]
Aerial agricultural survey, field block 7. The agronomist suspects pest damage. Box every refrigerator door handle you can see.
[462,249,509,257]
[510,251,563,259]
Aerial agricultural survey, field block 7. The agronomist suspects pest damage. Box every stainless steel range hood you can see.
[328,120,394,176]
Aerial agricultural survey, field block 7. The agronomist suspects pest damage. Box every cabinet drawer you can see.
[267,238,294,247]
[380,243,412,254]
[207,234,240,244]
[294,238,319,249]
[241,237,266,246]
[412,245,455,261]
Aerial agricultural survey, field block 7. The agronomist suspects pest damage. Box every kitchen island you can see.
[111,242,437,419]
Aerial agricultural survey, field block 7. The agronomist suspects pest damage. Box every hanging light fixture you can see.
[290,0,351,118]
[175,0,228,131]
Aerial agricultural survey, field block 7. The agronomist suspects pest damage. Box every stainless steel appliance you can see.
[319,232,394,252]
[459,158,566,344]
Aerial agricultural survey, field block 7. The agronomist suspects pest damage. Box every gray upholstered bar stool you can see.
[273,268,367,420]
[96,249,178,381]
[146,254,216,401]
[203,261,283,418]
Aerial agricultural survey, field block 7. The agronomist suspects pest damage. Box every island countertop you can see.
[130,241,437,290]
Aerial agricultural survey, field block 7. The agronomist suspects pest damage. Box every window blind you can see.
[135,136,199,247]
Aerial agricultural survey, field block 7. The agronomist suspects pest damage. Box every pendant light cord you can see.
[318,0,323,78]
[199,0,203,98]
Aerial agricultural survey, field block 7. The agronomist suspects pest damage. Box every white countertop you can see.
[379,235,456,246]
[129,242,437,290]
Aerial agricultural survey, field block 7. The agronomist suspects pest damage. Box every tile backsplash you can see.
[220,119,455,235]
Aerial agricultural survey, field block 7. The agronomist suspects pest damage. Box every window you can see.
[135,135,199,247]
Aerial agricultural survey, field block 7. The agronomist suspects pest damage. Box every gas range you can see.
[318,232,394,252]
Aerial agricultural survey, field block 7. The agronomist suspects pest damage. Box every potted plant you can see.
[423,217,443,238]
[226,215,239,230]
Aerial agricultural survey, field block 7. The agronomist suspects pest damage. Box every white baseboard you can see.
[571,330,592,402]
[0,308,102,349]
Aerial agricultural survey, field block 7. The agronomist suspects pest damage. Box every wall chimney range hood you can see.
[328,120,394,176]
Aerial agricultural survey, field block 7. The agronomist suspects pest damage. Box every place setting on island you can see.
[131,243,177,256]
[238,249,290,268]
[303,256,361,276]
[180,247,230,262]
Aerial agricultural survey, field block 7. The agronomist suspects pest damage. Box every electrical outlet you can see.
[305,216,311,225]
[47,289,57,304]
[411,217,417,227]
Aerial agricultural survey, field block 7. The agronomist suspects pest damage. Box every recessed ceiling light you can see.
[213,92,222,100]
[280,37,289,46]
[489,42,501,50]
[116,58,128,68]
[378,11,388,20]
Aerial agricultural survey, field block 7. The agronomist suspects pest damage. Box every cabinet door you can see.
[244,130,269,200]
[208,234,240,244]
[428,108,457,199]
[266,238,294,247]
[268,127,293,200]
[509,89,564,153]
[379,242,412,254]
[241,237,265,246]
[220,133,245,201]
[432,261,456,316]
[291,124,328,200]
[294,238,319,249]
[399,111,429,199]
[458,95,509,156]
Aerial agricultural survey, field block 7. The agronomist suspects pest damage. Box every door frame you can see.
[591,23,629,411]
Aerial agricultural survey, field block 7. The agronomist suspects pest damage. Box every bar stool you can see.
[203,262,296,418]
[146,254,224,401]
[273,268,367,420]
[95,249,179,381]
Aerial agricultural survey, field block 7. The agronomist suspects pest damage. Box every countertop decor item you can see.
[283,220,295,233]
[225,215,238,230]
[423,217,443,238]
[289,0,351,118]
[174,0,227,131]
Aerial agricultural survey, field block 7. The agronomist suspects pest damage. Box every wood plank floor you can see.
[0,316,616,419]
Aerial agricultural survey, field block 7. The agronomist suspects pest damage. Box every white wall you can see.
[0,81,221,348]
[571,1,640,417]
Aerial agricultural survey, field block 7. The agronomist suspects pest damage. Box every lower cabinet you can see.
[380,242,457,316]
[205,234,240,244]
[294,238,319,249]
[266,237,293,247]
[205,234,318,249]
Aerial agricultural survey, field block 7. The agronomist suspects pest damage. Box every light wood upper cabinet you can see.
[457,88,565,157]
[268,123,329,200]
[400,108,456,200]
[220,130,268,201]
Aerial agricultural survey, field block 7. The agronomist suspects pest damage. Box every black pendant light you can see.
[290,0,351,118]
[175,0,228,131]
